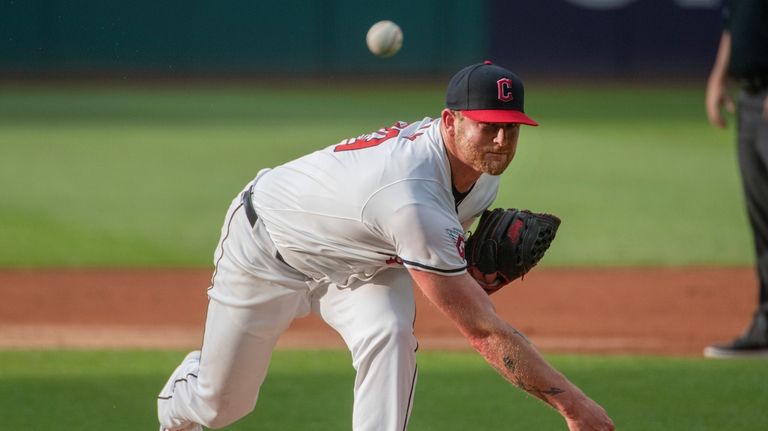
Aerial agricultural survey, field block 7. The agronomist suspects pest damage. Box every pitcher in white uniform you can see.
[158,61,614,431]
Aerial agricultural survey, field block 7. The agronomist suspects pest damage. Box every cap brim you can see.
[461,110,538,126]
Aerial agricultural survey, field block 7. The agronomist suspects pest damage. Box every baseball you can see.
[366,20,403,58]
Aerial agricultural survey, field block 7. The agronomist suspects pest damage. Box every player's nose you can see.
[493,127,506,146]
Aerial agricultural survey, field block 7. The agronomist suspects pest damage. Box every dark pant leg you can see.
[736,90,768,307]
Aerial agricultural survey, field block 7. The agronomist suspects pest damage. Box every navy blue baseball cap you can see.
[446,61,538,126]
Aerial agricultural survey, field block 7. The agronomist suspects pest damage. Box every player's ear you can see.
[442,109,458,135]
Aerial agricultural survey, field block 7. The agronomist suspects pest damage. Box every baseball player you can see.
[158,61,614,431]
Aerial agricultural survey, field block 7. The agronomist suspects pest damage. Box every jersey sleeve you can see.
[362,179,467,275]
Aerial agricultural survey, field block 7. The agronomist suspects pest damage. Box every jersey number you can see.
[333,121,425,152]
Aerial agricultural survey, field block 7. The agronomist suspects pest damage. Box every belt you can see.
[742,75,768,95]
[241,185,294,268]
[241,186,259,228]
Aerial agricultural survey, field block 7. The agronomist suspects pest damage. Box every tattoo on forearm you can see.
[502,355,565,401]
[540,387,565,396]
[503,355,517,372]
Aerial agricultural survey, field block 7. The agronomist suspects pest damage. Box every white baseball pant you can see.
[158,184,418,430]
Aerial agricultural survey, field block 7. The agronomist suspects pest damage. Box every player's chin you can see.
[483,160,511,175]
[481,159,512,176]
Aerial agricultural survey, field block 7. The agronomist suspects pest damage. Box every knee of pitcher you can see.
[354,320,418,357]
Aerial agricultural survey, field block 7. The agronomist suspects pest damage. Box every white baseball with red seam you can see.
[366,20,403,58]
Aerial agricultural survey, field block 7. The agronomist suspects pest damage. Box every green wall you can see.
[0,0,488,76]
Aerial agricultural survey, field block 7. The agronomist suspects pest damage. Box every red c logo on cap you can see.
[497,78,514,102]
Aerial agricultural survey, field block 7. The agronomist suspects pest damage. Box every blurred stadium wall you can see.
[0,0,721,79]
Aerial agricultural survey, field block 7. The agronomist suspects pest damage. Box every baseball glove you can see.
[465,208,561,293]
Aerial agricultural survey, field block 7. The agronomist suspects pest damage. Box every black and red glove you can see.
[465,208,561,294]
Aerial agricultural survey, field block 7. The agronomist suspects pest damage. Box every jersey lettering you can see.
[333,121,427,152]
[455,234,465,260]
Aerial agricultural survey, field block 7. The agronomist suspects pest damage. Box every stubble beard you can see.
[455,133,513,176]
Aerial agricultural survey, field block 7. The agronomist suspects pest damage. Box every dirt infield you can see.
[0,267,758,356]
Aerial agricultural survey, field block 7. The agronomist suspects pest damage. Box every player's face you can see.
[452,112,520,176]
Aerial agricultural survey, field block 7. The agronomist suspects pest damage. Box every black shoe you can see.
[704,306,768,358]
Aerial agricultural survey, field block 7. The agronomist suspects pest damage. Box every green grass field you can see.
[0,350,765,430]
[1,83,764,430]
[0,82,751,267]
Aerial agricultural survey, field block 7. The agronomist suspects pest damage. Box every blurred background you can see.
[1,0,721,79]
[0,0,745,268]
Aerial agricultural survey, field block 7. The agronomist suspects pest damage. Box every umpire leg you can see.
[737,90,768,311]
[314,269,418,431]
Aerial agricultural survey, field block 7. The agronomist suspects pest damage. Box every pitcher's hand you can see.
[563,396,615,431]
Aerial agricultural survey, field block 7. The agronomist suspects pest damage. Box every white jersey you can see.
[251,117,499,287]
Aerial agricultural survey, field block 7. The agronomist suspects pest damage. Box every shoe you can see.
[704,307,768,358]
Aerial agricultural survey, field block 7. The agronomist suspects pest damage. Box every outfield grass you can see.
[0,83,761,431]
[0,350,765,430]
[0,82,750,267]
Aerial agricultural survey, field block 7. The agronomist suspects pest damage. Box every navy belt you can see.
[241,186,293,268]
[241,186,259,228]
